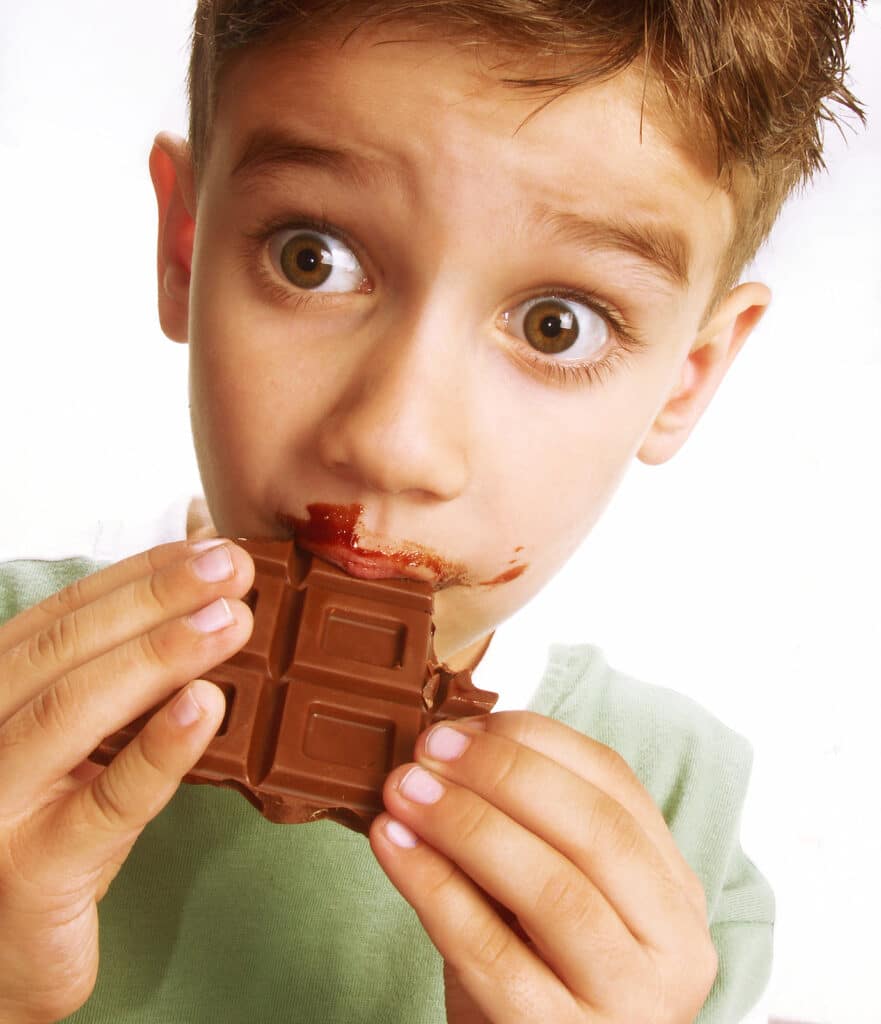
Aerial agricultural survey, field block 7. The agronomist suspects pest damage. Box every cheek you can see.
[489,379,654,543]
[188,239,285,505]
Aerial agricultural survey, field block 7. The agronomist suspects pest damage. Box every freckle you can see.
[514,546,524,553]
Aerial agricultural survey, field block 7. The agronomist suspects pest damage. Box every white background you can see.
[1,2,879,1021]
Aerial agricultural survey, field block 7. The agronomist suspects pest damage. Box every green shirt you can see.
[0,558,774,1023]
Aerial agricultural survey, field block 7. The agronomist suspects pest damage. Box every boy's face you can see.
[155,19,768,668]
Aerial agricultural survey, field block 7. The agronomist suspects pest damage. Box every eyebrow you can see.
[529,203,691,290]
[230,127,402,192]
[231,128,692,289]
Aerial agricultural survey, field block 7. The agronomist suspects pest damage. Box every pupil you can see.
[542,316,562,338]
[297,249,319,272]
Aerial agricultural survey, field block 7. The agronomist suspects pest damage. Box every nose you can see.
[315,314,470,500]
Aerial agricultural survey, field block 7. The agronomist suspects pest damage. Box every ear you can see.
[149,131,197,344]
[637,282,772,466]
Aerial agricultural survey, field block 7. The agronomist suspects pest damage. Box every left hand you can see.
[369,711,718,1024]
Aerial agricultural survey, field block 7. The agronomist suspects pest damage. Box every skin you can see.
[146,18,774,1023]
[152,23,769,671]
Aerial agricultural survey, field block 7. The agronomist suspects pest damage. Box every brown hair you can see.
[187,0,865,311]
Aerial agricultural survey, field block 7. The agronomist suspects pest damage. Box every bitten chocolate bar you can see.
[89,539,497,833]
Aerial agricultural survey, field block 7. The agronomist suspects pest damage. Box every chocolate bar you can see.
[89,539,497,833]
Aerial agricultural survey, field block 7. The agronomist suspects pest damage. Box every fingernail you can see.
[171,683,204,727]
[385,818,419,848]
[399,766,445,804]
[425,725,471,762]
[189,597,235,633]
[191,545,235,582]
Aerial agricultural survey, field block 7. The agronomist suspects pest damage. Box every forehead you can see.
[209,20,733,293]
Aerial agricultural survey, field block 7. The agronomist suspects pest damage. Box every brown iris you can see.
[279,233,334,288]
[523,300,579,354]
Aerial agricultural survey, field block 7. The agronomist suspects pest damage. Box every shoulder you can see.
[534,642,754,799]
[0,557,108,627]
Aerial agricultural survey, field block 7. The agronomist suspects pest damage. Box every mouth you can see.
[276,505,472,589]
[298,542,441,584]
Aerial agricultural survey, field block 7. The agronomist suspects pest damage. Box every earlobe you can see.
[637,282,772,466]
[149,131,197,343]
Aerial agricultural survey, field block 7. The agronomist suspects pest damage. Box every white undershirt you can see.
[0,495,193,565]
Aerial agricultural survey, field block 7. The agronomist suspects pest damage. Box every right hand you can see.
[0,539,255,1023]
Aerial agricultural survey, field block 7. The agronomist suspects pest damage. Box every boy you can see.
[0,1,865,1021]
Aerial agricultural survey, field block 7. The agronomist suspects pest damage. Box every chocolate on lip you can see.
[277,504,474,588]
[276,503,529,588]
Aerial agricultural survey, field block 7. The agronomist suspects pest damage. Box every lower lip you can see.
[302,542,439,584]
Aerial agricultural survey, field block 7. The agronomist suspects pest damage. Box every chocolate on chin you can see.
[89,539,498,834]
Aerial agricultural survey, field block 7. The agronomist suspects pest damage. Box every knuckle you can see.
[588,793,641,860]
[53,609,83,662]
[145,545,165,574]
[536,870,593,932]
[484,742,522,799]
[32,625,58,670]
[88,765,132,833]
[29,676,75,738]
[451,796,492,847]
[136,625,175,675]
[593,739,635,785]
[136,725,171,781]
[464,913,516,975]
[144,568,171,617]
[421,860,459,904]
[28,613,73,672]
[502,709,543,745]
[43,575,86,619]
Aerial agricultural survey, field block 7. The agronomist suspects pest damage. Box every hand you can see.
[0,540,254,1023]
[369,711,718,1024]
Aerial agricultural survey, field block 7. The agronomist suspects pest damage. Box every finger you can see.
[415,722,705,951]
[0,540,252,725]
[31,678,226,884]
[469,711,708,919]
[370,812,588,1024]
[0,540,207,657]
[382,761,642,1006]
[0,551,253,813]
[0,541,253,722]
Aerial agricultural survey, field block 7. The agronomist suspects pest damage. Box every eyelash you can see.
[243,212,649,390]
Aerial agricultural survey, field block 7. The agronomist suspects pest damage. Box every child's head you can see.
[150,1,862,665]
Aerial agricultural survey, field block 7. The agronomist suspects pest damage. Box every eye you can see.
[503,294,610,361]
[268,227,365,293]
